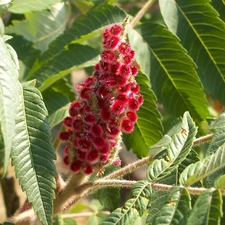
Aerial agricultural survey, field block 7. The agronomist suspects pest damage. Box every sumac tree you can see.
[1,0,225,225]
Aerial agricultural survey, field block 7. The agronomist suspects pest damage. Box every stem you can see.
[130,0,156,28]
[193,133,213,146]
[103,155,153,180]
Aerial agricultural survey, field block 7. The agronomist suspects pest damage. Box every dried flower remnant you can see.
[59,19,143,175]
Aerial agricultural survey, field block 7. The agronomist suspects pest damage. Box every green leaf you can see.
[136,22,209,123]
[7,2,69,52]
[48,104,69,129]
[29,44,99,91]
[214,174,225,188]
[187,189,222,225]
[0,36,20,176]
[11,85,56,225]
[7,34,41,73]
[88,213,108,225]
[0,0,12,14]
[53,215,77,225]
[152,187,191,225]
[100,181,151,225]
[8,0,62,13]
[40,4,126,62]
[95,187,120,212]
[179,144,225,186]
[42,88,70,114]
[160,0,225,105]
[123,71,163,157]
[147,112,197,181]
[209,111,225,130]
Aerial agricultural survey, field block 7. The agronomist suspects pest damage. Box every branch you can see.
[130,0,156,28]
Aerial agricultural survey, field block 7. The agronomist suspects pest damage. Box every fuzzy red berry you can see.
[110,24,122,36]
[93,136,106,148]
[82,163,93,175]
[111,100,125,115]
[128,98,140,111]
[126,111,138,123]
[70,160,83,173]
[101,50,115,63]
[78,138,91,151]
[69,101,81,117]
[118,42,131,55]
[119,64,131,77]
[100,107,111,121]
[63,116,73,127]
[63,155,70,165]
[104,36,119,49]
[121,118,134,133]
[73,118,83,131]
[76,149,86,160]
[84,113,96,125]
[86,150,99,163]
[80,87,92,100]
[59,131,71,141]
[91,124,103,136]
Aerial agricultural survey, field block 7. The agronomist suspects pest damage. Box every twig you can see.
[193,133,213,146]
[130,0,156,28]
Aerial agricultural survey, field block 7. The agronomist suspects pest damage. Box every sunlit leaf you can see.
[160,0,225,105]
[7,3,69,52]
[11,84,56,225]
[135,22,209,123]
[0,36,20,176]
[9,0,62,13]
[187,189,222,225]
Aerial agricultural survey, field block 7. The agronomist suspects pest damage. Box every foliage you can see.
[1,0,225,225]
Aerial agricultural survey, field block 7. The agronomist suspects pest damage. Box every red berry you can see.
[101,50,115,63]
[73,118,83,131]
[126,111,138,123]
[99,143,110,155]
[78,138,91,151]
[84,113,96,125]
[80,87,92,100]
[91,124,103,136]
[128,98,140,111]
[70,160,83,173]
[84,76,96,87]
[137,94,144,105]
[100,107,111,121]
[93,136,106,148]
[100,155,108,163]
[121,118,134,133]
[104,36,119,49]
[59,131,71,141]
[63,116,73,127]
[76,149,86,160]
[119,64,131,77]
[64,145,69,154]
[130,62,139,76]
[82,163,93,175]
[110,24,122,36]
[118,42,131,55]
[111,100,125,115]
[86,150,99,163]
[130,82,140,93]
[69,101,81,117]
[106,126,120,138]
[110,62,121,74]
[63,155,70,165]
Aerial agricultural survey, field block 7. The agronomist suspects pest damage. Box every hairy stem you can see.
[130,0,156,28]
[193,133,213,146]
